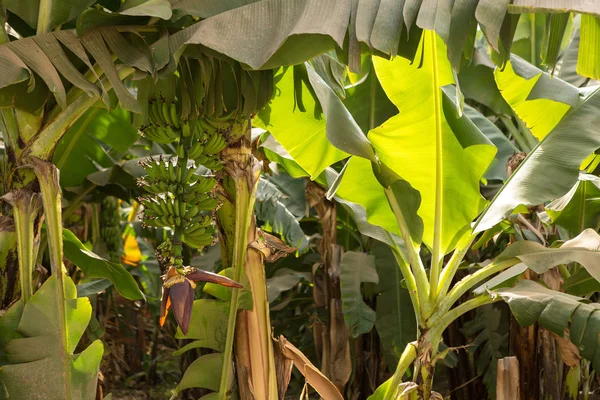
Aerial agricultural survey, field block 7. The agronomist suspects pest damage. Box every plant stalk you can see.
[386,235,423,326]
[2,190,41,302]
[383,342,418,400]
[436,232,476,299]
[27,67,135,160]
[499,115,531,153]
[29,158,72,400]
[36,0,52,34]
[429,295,500,345]
[218,146,262,399]
[429,257,520,325]
[429,31,444,305]
[384,188,431,319]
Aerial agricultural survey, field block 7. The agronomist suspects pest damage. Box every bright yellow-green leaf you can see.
[256,67,349,179]
[336,157,400,237]
[495,59,570,139]
[369,31,495,255]
[577,14,600,80]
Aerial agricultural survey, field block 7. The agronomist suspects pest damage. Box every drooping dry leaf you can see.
[276,335,343,400]
[552,330,581,367]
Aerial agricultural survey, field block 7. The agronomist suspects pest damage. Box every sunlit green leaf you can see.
[371,31,495,255]
[0,275,103,400]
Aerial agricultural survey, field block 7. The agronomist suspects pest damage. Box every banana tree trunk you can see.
[0,217,18,308]
[305,182,352,393]
[217,142,278,400]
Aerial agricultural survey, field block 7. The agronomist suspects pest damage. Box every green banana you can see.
[162,100,174,126]
[169,102,181,129]
[202,156,223,171]
[196,195,219,211]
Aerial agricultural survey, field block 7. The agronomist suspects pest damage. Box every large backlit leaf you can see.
[475,87,600,232]
[336,157,400,237]
[63,229,144,300]
[340,251,378,338]
[577,14,600,80]
[257,67,349,179]
[495,279,600,369]
[0,275,103,400]
[495,55,580,140]
[370,31,495,255]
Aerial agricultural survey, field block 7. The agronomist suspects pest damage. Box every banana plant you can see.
[260,29,600,399]
[0,160,103,400]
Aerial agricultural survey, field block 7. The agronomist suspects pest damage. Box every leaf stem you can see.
[436,232,476,299]
[429,31,444,304]
[429,294,500,346]
[428,257,520,326]
[499,115,531,152]
[383,342,418,400]
[36,0,52,34]
[4,190,40,302]
[384,188,431,320]
[386,233,422,326]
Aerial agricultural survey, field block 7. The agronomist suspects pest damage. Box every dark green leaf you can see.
[76,279,113,297]
[475,87,600,232]
[53,106,138,188]
[63,228,144,300]
[179,0,349,70]
[5,0,94,31]
[495,279,600,368]
[340,251,378,338]
[563,269,600,296]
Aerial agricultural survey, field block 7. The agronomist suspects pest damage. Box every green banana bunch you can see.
[138,72,265,254]
[191,53,274,125]
[149,96,181,129]
[182,225,215,248]
[202,131,227,156]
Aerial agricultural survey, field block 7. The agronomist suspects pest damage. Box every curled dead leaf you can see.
[275,335,343,400]
[249,230,296,262]
[552,330,581,367]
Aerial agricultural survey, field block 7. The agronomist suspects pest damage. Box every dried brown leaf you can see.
[276,335,343,400]
[552,330,581,367]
